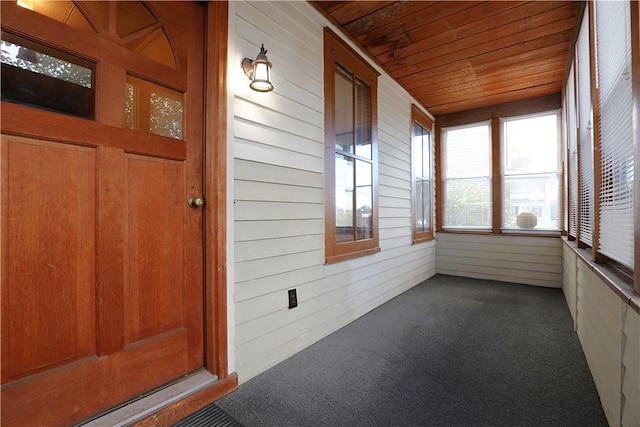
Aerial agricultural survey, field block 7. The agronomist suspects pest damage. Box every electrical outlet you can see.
[288,289,298,309]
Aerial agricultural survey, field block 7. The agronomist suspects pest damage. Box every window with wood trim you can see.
[436,97,562,235]
[593,0,634,270]
[323,28,380,264]
[565,63,578,240]
[501,112,561,232]
[411,105,434,243]
[576,6,594,248]
[562,0,638,290]
[441,122,492,230]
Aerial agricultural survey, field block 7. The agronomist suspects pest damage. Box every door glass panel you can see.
[116,1,156,37]
[1,32,95,118]
[125,27,176,68]
[17,0,177,68]
[125,75,183,139]
[17,0,95,34]
[117,2,176,68]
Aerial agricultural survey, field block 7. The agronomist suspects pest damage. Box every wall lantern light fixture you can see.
[242,44,273,92]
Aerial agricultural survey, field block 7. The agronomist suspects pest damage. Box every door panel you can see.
[3,138,97,380]
[0,2,206,425]
[126,155,186,343]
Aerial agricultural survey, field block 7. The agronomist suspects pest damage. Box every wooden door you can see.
[0,2,206,425]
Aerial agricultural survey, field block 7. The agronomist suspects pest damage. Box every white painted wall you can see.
[436,233,563,287]
[228,1,436,382]
[562,240,640,427]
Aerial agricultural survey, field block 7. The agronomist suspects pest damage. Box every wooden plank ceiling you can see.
[312,1,583,116]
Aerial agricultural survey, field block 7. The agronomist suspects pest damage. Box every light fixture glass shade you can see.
[250,60,273,92]
[243,44,273,92]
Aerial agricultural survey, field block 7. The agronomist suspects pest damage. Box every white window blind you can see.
[443,122,492,229]
[576,8,594,246]
[566,64,578,238]
[595,0,634,269]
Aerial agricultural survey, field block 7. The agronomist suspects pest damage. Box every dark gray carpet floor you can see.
[214,274,607,427]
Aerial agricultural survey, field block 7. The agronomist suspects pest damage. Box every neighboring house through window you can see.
[323,28,380,263]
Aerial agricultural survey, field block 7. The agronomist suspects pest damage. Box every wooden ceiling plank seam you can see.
[342,1,439,37]
[476,56,569,81]
[480,71,565,94]
[377,2,577,69]
[410,62,565,99]
[387,17,576,79]
[427,83,560,115]
[366,0,544,58]
[398,63,478,90]
[328,1,396,26]
[389,15,577,80]
[435,94,562,127]
[471,42,571,74]
[312,1,350,15]
[313,0,581,116]
[361,1,515,58]
[350,1,482,50]
[467,30,574,69]
[401,49,568,92]
[419,79,485,99]
[397,32,570,87]
[428,81,561,103]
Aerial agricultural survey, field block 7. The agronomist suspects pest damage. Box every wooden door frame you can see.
[136,2,236,423]
[133,2,237,423]
[204,0,230,379]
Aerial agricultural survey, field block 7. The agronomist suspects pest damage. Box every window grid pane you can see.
[443,123,492,229]
[502,113,561,231]
[334,64,354,154]
[333,62,374,244]
[412,114,433,238]
[444,178,492,229]
[422,180,431,230]
[415,179,425,230]
[335,154,354,243]
[355,160,373,240]
[355,77,372,159]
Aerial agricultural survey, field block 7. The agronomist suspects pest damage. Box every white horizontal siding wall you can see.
[229,1,436,382]
[621,304,639,427]
[576,262,622,426]
[436,233,562,287]
[562,240,640,427]
[562,242,578,328]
